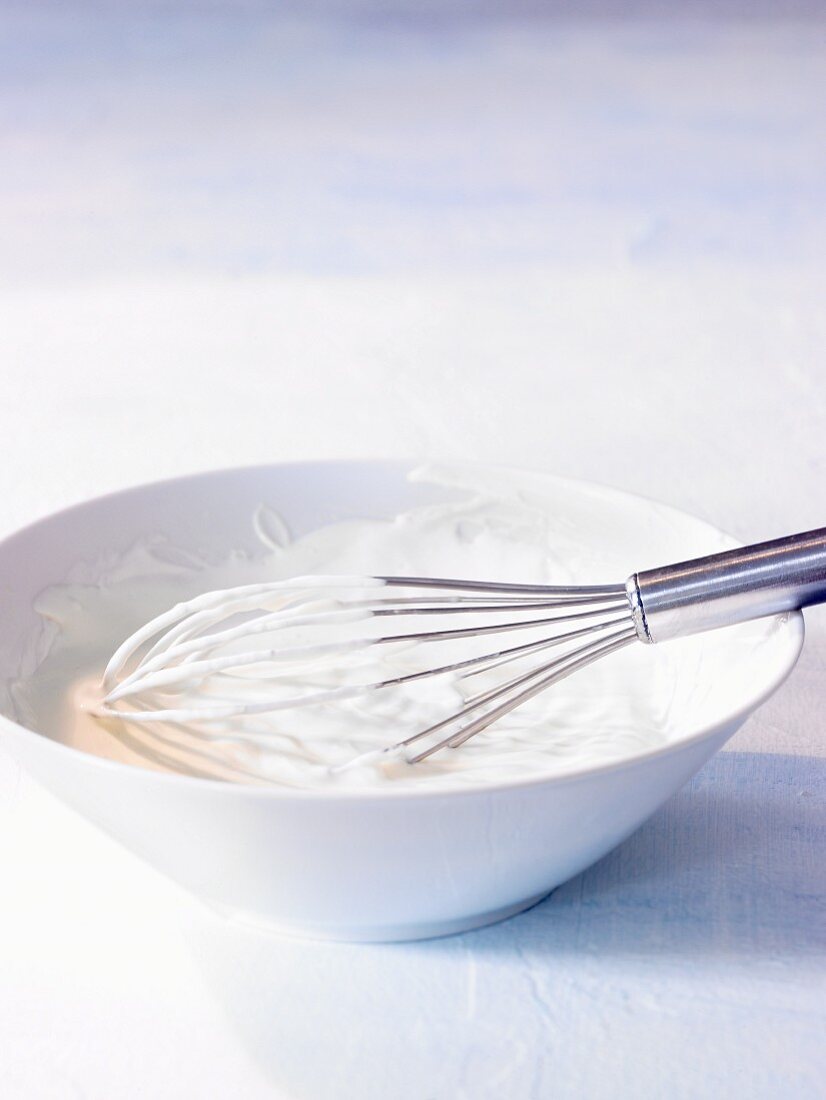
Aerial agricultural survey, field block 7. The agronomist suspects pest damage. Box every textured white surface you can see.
[1,7,825,1098]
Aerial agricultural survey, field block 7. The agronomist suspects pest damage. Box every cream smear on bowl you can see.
[8,466,787,790]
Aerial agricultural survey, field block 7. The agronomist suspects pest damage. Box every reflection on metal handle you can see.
[626,528,826,643]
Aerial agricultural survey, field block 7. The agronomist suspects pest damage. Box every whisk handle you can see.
[627,527,826,643]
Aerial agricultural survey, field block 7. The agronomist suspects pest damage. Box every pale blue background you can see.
[1,5,825,1097]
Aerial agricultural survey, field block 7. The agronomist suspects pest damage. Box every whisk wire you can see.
[401,626,637,763]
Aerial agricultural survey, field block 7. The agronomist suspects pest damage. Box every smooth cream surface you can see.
[10,467,788,790]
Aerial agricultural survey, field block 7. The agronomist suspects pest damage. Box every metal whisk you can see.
[98,529,826,764]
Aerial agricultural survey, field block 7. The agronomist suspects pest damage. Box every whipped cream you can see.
[10,466,780,790]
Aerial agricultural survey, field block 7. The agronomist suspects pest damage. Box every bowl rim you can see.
[0,458,806,802]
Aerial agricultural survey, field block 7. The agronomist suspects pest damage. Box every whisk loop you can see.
[96,574,637,763]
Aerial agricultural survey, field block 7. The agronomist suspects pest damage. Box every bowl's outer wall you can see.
[1,715,739,940]
[0,462,799,939]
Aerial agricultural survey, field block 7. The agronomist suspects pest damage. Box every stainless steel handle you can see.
[626,527,826,643]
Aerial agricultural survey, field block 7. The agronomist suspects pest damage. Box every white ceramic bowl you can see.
[0,462,803,941]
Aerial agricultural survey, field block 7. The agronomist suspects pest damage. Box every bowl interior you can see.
[0,461,803,789]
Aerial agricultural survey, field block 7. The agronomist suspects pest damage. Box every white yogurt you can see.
[9,466,778,790]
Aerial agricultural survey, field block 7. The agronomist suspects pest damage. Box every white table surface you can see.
[1,7,825,1098]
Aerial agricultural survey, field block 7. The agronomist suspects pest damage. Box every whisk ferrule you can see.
[630,528,826,643]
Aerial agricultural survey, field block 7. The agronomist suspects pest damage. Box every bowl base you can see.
[206,889,555,943]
